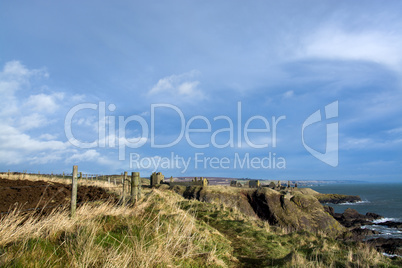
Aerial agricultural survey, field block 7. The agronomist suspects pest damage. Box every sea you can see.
[309,182,402,240]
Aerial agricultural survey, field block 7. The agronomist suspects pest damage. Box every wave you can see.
[382,252,402,258]
[373,217,401,224]
[362,223,402,240]
[338,200,371,205]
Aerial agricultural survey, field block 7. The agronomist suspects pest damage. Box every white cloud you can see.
[66,149,120,167]
[67,149,100,162]
[342,137,402,150]
[177,81,200,96]
[149,70,205,101]
[0,61,57,119]
[140,111,150,117]
[0,124,70,164]
[3,61,30,76]
[283,90,294,98]
[24,92,64,113]
[18,113,49,130]
[39,133,58,140]
[29,151,64,165]
[387,127,402,134]
[0,61,48,93]
[0,61,70,165]
[71,94,86,102]
[300,27,402,71]
[343,137,372,149]
[0,124,68,152]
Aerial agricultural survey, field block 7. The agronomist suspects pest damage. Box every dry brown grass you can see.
[2,173,135,196]
[0,189,231,267]
[1,175,395,267]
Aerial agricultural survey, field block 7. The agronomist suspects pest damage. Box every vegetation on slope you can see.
[0,183,400,267]
[0,189,234,267]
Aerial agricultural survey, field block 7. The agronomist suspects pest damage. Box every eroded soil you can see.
[0,178,117,215]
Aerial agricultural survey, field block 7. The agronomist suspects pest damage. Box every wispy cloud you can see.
[283,90,294,98]
[149,70,205,102]
[24,93,64,113]
[67,149,100,162]
[300,26,402,71]
[342,137,402,150]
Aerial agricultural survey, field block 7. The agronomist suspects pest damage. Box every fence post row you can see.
[69,167,143,216]
[71,165,78,218]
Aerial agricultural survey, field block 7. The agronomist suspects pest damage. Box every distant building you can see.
[230,180,248,187]
[230,180,260,188]
[249,180,260,188]
[150,172,164,187]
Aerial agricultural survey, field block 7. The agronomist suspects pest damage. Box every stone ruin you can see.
[265,180,298,192]
[230,180,247,187]
[191,177,209,187]
[161,175,210,187]
[150,172,164,187]
[249,180,260,188]
[268,181,276,189]
[230,179,260,188]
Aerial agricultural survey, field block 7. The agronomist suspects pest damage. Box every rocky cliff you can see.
[169,185,345,236]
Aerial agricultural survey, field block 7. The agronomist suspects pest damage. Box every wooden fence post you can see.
[131,172,139,203]
[138,176,142,199]
[71,165,78,217]
[122,172,127,204]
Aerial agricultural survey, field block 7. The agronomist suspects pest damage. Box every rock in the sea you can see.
[315,193,361,204]
[333,208,380,228]
[377,221,402,230]
[366,212,383,220]
[367,238,402,256]
[348,227,380,241]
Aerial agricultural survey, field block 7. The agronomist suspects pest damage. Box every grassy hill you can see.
[0,183,400,267]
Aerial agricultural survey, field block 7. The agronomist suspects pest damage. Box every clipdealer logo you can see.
[64,101,338,171]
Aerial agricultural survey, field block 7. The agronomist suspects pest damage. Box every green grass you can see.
[0,187,400,267]
[177,191,399,267]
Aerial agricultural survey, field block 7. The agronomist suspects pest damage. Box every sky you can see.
[1,0,402,181]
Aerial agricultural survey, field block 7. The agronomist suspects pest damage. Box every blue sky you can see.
[1,1,401,181]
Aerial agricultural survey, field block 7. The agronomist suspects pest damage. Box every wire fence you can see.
[0,167,143,217]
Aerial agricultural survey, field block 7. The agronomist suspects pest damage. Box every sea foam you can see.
[373,217,400,224]
[338,200,370,205]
